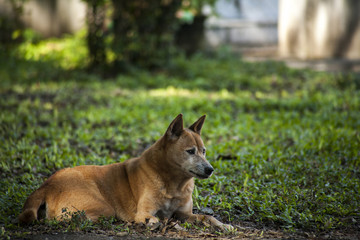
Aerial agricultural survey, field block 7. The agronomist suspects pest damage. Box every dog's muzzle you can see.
[190,164,214,179]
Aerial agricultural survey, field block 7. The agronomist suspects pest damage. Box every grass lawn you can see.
[0,34,359,239]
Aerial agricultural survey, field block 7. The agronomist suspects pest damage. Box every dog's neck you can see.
[141,138,194,195]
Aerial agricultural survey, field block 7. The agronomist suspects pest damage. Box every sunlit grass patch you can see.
[16,30,89,70]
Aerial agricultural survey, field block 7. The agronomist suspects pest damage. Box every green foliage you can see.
[80,0,183,71]
[82,0,218,71]
[0,35,359,236]
[0,0,28,51]
[109,0,182,70]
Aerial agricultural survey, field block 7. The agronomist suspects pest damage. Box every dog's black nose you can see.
[204,166,214,176]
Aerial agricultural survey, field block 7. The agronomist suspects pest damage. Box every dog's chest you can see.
[155,198,181,219]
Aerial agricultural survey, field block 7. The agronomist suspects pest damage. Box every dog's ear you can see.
[165,114,184,139]
[188,115,206,135]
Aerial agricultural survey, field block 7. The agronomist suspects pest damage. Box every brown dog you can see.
[19,114,233,231]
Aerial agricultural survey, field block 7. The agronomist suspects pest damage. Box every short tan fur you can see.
[19,114,233,231]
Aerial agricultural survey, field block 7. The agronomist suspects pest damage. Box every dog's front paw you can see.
[219,223,235,232]
[135,215,159,225]
[146,216,159,225]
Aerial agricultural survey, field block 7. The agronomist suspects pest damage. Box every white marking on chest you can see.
[163,200,172,210]
[156,199,179,219]
[181,199,191,211]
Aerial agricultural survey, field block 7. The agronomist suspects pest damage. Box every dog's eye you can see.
[186,149,196,155]
[203,149,206,155]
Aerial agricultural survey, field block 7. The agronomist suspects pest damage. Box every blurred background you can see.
[1,1,360,237]
[1,0,359,73]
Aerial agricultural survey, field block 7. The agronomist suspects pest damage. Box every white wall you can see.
[206,0,278,47]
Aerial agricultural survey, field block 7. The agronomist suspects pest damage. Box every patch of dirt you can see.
[18,232,180,240]
[5,219,360,240]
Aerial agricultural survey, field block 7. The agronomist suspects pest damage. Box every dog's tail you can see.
[18,187,46,224]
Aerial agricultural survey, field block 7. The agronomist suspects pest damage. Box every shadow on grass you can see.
[0,52,95,86]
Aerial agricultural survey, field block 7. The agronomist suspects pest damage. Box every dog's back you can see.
[19,162,138,223]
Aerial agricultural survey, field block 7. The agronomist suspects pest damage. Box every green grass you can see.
[0,33,359,238]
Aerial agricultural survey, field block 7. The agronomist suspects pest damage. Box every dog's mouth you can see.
[189,170,211,179]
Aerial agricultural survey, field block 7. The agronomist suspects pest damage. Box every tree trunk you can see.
[86,1,106,68]
[175,15,206,57]
[278,0,360,59]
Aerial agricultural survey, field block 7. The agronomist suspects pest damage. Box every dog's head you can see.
[163,114,214,179]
